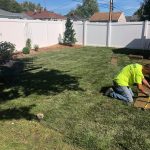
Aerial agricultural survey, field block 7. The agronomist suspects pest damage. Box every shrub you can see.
[22,47,30,54]
[0,41,15,64]
[63,18,77,46]
[26,38,32,50]
[34,44,39,51]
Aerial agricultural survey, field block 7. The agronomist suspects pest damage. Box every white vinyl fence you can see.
[0,18,150,51]
[0,18,64,50]
[74,21,150,50]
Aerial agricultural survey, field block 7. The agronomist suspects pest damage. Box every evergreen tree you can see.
[67,0,99,19]
[63,18,77,46]
[135,0,150,21]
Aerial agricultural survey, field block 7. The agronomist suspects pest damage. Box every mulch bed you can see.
[13,44,83,59]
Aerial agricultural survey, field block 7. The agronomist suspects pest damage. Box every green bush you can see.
[34,44,39,51]
[63,18,77,46]
[26,38,32,50]
[0,41,15,64]
[22,47,30,54]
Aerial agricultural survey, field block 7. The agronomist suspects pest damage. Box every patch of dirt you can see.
[13,44,83,59]
[111,55,118,65]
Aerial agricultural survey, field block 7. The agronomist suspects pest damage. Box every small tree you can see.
[63,18,77,46]
[22,38,31,54]
[26,38,32,50]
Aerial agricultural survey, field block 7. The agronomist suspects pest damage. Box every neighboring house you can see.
[0,9,32,19]
[89,12,126,22]
[25,10,66,21]
[126,15,140,22]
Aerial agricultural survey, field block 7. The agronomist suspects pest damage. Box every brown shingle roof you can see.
[89,12,122,22]
[25,10,66,20]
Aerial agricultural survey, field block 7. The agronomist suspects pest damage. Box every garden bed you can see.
[14,44,83,58]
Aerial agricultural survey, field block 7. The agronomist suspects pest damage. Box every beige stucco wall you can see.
[118,13,126,22]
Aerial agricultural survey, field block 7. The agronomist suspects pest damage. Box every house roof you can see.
[25,10,66,20]
[0,9,32,19]
[89,12,123,22]
[126,15,140,22]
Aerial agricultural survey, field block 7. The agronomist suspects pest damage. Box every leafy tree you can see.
[135,0,150,21]
[67,0,99,19]
[20,1,43,12]
[63,18,77,46]
[0,0,43,13]
[0,0,22,13]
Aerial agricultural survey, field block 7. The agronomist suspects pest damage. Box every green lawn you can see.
[0,47,150,150]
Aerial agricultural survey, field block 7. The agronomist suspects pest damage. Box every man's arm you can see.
[137,83,149,96]
[142,78,150,89]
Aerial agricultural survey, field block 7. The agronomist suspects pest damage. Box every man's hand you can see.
[138,84,150,96]
[145,92,150,97]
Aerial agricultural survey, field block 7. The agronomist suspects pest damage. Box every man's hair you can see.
[144,64,150,71]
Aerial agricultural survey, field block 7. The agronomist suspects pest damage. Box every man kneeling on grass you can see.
[105,63,150,104]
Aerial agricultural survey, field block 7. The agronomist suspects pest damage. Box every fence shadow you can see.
[112,39,150,59]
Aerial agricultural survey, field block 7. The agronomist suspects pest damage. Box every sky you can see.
[16,0,144,16]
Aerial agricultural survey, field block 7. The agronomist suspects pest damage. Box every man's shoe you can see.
[105,88,114,96]
[126,102,133,106]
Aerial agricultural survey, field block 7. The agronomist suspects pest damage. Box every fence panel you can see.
[0,18,150,51]
[0,19,64,51]
[73,22,84,45]
[111,22,144,49]
[86,22,107,47]
[0,19,25,50]
[47,21,64,45]
[27,21,48,48]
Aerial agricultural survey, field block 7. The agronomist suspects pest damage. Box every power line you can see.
[113,3,135,16]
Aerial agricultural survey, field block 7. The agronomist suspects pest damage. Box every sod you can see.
[0,46,150,150]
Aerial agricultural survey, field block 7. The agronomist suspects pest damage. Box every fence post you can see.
[142,20,149,49]
[24,21,28,45]
[144,20,149,38]
[83,21,87,46]
[106,22,111,47]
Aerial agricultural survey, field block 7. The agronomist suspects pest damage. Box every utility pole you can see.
[43,0,46,10]
[112,0,114,11]
[109,0,113,22]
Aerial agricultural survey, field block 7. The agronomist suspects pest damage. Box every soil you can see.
[111,55,118,65]
[13,44,83,59]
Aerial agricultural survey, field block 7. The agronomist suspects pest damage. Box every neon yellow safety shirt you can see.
[113,64,144,86]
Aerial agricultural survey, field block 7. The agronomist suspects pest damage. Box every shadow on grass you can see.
[99,86,112,95]
[0,105,36,120]
[0,58,83,103]
[112,48,150,59]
